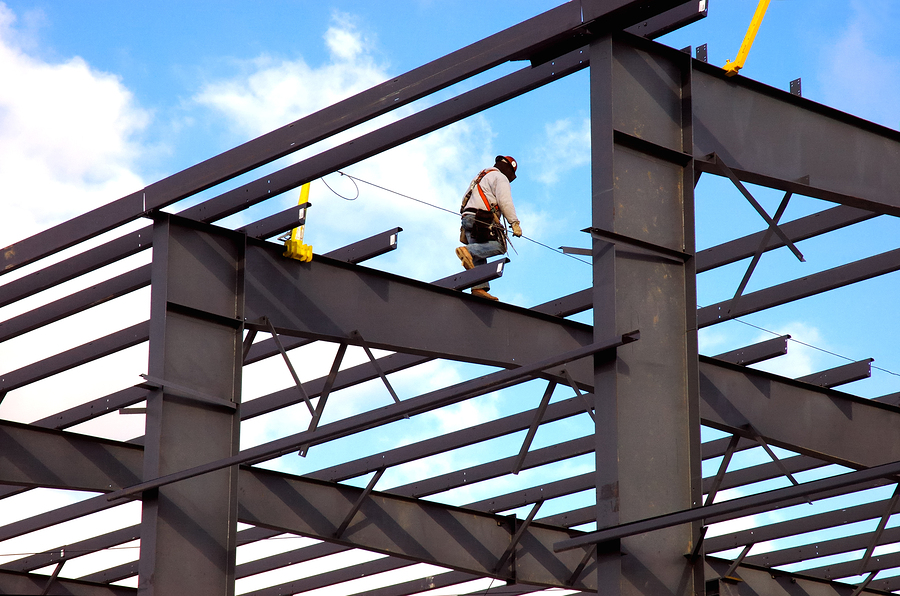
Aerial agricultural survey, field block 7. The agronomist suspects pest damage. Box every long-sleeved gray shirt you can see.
[461,168,519,224]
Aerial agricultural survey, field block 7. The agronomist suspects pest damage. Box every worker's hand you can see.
[511,222,522,237]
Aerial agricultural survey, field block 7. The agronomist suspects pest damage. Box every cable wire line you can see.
[330,171,592,265]
[321,172,900,383]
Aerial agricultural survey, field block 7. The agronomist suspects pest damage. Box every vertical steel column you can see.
[591,36,703,594]
[140,215,244,595]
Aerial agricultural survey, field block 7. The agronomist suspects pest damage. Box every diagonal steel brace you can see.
[350,330,401,406]
[850,571,878,596]
[711,154,804,262]
[40,560,65,596]
[562,368,595,422]
[722,543,753,582]
[333,467,386,539]
[857,483,900,575]
[705,433,742,507]
[493,499,544,573]
[264,317,315,417]
[511,381,557,475]
[729,190,793,313]
[747,425,812,505]
[300,340,349,457]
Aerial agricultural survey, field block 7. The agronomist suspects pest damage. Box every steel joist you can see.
[7,4,900,595]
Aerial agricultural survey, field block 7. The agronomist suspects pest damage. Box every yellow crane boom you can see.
[723,0,771,76]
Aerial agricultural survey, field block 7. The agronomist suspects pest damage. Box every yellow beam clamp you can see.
[283,183,313,262]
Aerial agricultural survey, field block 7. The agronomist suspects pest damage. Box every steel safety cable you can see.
[319,173,900,379]
[706,309,900,380]
[327,171,592,265]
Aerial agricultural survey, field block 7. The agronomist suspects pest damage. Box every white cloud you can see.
[0,2,149,246]
[192,11,500,284]
[193,14,385,142]
[819,0,900,129]
[325,11,369,62]
[529,117,590,185]
[750,322,827,379]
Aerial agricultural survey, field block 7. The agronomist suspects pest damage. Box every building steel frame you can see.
[4,0,900,594]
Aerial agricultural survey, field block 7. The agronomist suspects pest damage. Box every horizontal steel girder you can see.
[691,58,900,217]
[698,357,900,469]
[2,0,695,275]
[0,419,595,590]
[695,205,877,273]
[704,558,888,596]
[0,420,142,491]
[0,570,135,596]
[237,467,597,590]
[243,238,595,376]
[698,247,900,327]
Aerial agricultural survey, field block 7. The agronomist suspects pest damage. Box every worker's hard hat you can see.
[495,155,517,181]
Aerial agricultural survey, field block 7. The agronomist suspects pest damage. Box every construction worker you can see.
[455,155,523,301]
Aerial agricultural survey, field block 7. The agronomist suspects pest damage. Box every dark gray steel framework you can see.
[3,0,900,594]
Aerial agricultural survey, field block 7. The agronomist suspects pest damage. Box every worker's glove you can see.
[511,222,522,237]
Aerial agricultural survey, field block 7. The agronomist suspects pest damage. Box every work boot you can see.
[455,246,474,270]
[472,288,498,301]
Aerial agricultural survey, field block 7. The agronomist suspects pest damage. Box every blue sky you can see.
[2,0,900,590]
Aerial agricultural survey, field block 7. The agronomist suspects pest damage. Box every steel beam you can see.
[531,288,592,317]
[699,357,900,468]
[0,265,150,343]
[242,236,595,376]
[705,497,897,554]
[590,34,703,594]
[323,227,401,264]
[138,215,244,595]
[0,420,142,491]
[0,35,591,311]
[554,458,900,553]
[0,570,135,596]
[109,333,632,501]
[703,558,889,596]
[691,58,900,217]
[695,205,877,273]
[431,258,508,290]
[713,335,789,366]
[745,525,900,569]
[0,321,149,395]
[796,359,873,389]
[0,1,585,274]
[2,0,694,275]
[235,203,306,240]
[308,397,590,483]
[624,0,708,40]
[702,453,827,495]
[698,247,900,327]
[237,467,597,590]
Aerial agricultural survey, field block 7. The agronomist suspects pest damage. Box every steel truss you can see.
[3,0,900,594]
